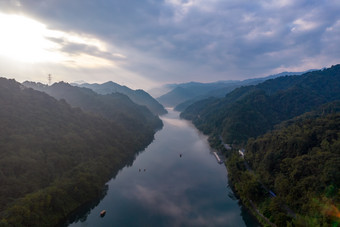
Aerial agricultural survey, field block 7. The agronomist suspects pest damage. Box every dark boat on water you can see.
[100,210,106,217]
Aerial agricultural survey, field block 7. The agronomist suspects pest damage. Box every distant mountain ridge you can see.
[73,81,167,115]
[157,70,317,109]
[181,65,340,144]
[23,81,163,131]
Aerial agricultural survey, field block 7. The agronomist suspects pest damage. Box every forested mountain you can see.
[0,78,159,226]
[181,65,340,145]
[173,86,237,111]
[228,106,340,226]
[23,81,163,132]
[158,86,199,107]
[180,65,340,226]
[74,81,167,115]
[157,70,313,108]
[147,83,177,98]
[157,81,250,107]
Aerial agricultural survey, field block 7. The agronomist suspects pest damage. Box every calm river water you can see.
[66,109,259,227]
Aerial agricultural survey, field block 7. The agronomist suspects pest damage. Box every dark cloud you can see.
[1,0,340,84]
[45,36,126,63]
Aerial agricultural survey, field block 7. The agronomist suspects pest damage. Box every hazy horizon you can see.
[0,1,339,90]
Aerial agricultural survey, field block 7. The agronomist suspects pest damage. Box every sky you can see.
[0,0,340,90]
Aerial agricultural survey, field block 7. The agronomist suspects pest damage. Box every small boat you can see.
[100,210,106,217]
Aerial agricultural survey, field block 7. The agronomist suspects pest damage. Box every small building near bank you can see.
[238,149,245,157]
[224,144,232,150]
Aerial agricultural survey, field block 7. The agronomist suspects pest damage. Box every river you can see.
[66,109,259,227]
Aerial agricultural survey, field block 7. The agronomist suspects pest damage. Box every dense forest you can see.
[23,81,163,134]
[157,70,311,110]
[75,81,167,115]
[180,65,340,226]
[227,108,340,226]
[0,78,160,226]
[181,65,340,145]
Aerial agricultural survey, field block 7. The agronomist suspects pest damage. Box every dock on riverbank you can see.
[213,152,223,164]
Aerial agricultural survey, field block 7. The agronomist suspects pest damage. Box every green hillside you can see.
[0,78,158,226]
[158,70,312,109]
[181,65,340,145]
[76,81,167,115]
[23,81,163,134]
[227,109,340,226]
[180,65,340,226]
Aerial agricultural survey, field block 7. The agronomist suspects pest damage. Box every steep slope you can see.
[157,81,241,107]
[0,78,157,226]
[76,81,167,115]
[181,65,340,144]
[179,65,340,226]
[23,81,163,133]
[174,84,241,111]
[158,70,314,108]
[233,109,340,226]
[147,83,176,97]
[157,86,198,107]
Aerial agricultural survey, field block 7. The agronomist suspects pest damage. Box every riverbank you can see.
[67,109,259,227]
[0,131,156,227]
[205,134,276,227]
[224,152,277,227]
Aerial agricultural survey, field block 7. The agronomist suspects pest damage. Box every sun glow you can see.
[0,13,117,68]
[0,13,61,63]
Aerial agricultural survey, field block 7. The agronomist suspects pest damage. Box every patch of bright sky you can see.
[0,13,59,62]
[0,13,116,68]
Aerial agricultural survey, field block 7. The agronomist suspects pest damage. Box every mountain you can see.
[157,81,240,107]
[178,66,338,227]
[158,86,198,107]
[180,66,340,226]
[174,84,242,111]
[0,78,158,226]
[74,81,167,115]
[228,106,340,226]
[181,65,340,145]
[23,81,163,132]
[157,70,315,108]
[147,84,177,98]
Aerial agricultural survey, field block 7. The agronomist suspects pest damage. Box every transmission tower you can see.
[48,74,52,85]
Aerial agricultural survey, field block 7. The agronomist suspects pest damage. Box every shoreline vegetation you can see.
[1,64,339,226]
[210,135,278,227]
[210,136,278,227]
[181,65,340,226]
[207,111,340,226]
[0,78,162,226]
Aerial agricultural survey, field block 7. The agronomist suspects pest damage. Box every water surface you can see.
[67,109,259,227]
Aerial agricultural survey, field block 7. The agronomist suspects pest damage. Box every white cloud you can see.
[291,18,319,32]
[0,13,127,69]
[0,0,340,87]
[0,12,158,89]
[260,0,295,9]
[163,0,222,22]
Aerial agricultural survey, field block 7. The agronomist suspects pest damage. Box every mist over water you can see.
[67,109,259,227]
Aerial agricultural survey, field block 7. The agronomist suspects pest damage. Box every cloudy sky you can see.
[0,0,339,89]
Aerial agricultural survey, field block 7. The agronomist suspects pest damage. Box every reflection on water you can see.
[62,185,108,225]
[66,109,259,227]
